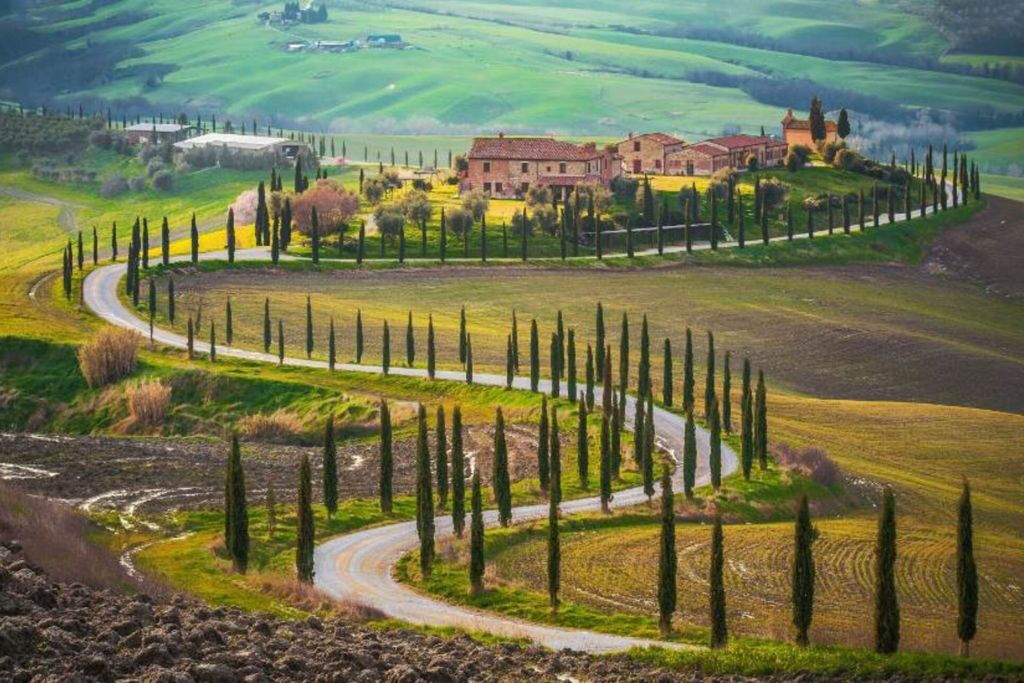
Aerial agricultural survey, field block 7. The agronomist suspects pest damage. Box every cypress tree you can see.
[310,207,320,264]
[168,278,175,323]
[549,333,560,398]
[663,338,673,406]
[547,474,560,612]
[576,394,588,488]
[209,322,216,362]
[709,514,728,649]
[458,306,467,365]
[530,318,540,392]
[379,399,393,513]
[451,406,466,537]
[465,334,473,384]
[141,218,149,269]
[874,487,900,654]
[382,321,390,375]
[710,191,719,250]
[722,351,731,432]
[305,296,314,359]
[415,404,435,576]
[538,396,550,494]
[355,309,363,363]
[737,192,746,248]
[599,413,611,513]
[618,313,629,425]
[638,315,650,398]
[225,298,233,346]
[328,318,336,371]
[435,405,448,509]
[755,369,768,470]
[741,358,753,480]
[704,331,715,420]
[626,225,634,257]
[549,402,562,505]
[657,464,677,637]
[595,302,605,372]
[77,231,83,271]
[357,221,365,264]
[957,478,978,657]
[610,393,621,479]
[683,328,694,414]
[227,207,236,263]
[469,468,484,595]
[187,317,194,359]
[93,226,98,265]
[148,278,156,318]
[111,222,118,261]
[323,415,338,518]
[406,311,415,367]
[505,335,514,389]
[493,407,512,526]
[225,434,249,573]
[190,213,198,264]
[633,384,646,468]
[710,396,722,491]
[277,319,284,365]
[567,329,577,401]
[511,310,520,371]
[266,484,277,540]
[873,184,880,227]
[642,394,655,502]
[807,204,814,239]
[685,200,693,252]
[792,493,815,647]
[262,299,271,353]
[683,409,696,498]
[585,344,595,411]
[296,453,314,583]
[786,202,794,240]
[601,347,613,418]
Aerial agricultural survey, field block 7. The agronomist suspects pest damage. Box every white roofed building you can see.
[173,133,310,159]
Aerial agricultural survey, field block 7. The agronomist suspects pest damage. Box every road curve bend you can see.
[82,248,738,653]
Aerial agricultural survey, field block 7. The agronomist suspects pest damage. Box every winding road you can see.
[82,247,738,653]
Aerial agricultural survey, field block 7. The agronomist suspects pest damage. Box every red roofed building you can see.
[669,134,788,175]
[616,132,685,175]
[781,108,838,147]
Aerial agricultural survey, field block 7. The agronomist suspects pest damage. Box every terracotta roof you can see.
[704,134,778,150]
[620,132,684,147]
[469,137,601,161]
[685,142,729,157]
[782,117,837,132]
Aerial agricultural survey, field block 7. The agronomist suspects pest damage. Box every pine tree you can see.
[225,434,249,573]
[755,369,768,470]
[957,478,978,657]
[469,468,484,595]
[296,453,315,583]
[415,404,435,576]
[710,396,722,491]
[328,318,336,371]
[530,318,540,392]
[576,394,589,488]
[547,476,560,612]
[448,403,464,536]
[382,321,390,375]
[379,399,393,513]
[792,493,815,647]
[323,415,338,518]
[874,487,900,654]
[657,464,677,637]
[427,314,436,379]
[709,514,728,648]
[435,405,448,509]
[538,396,550,494]
[704,331,715,420]
[305,296,314,359]
[493,407,512,526]
[355,309,363,362]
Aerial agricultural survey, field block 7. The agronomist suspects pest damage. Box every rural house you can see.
[463,134,621,199]
[367,34,404,48]
[173,133,310,160]
[124,122,193,144]
[669,134,788,175]
[781,108,838,146]
[616,132,685,174]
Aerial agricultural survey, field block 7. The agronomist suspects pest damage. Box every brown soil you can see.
[925,195,1024,299]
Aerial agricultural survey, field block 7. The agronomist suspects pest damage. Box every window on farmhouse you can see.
[655,159,661,169]
[633,141,640,152]
[521,182,529,192]
[559,162,566,174]
[483,162,491,172]
[483,182,492,193]
[521,162,528,173]
[496,182,503,193]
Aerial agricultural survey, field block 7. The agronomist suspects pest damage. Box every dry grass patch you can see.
[238,409,306,442]
[77,327,139,388]
[126,379,171,429]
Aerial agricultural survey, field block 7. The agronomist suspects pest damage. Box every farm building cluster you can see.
[282,34,406,54]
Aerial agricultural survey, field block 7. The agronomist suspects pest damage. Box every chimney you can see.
[498,131,504,138]
[628,132,633,139]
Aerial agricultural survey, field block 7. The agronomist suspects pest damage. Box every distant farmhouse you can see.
[781,108,838,147]
[173,133,310,160]
[366,34,404,48]
[124,122,192,145]
[463,134,621,199]
[617,131,786,176]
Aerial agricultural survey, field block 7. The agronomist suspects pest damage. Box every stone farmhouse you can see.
[781,108,838,147]
[463,134,622,199]
[671,134,788,175]
[616,132,685,174]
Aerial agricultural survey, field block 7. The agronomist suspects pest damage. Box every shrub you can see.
[126,379,171,427]
[292,179,360,235]
[773,442,841,487]
[128,175,147,192]
[99,175,129,198]
[821,140,846,165]
[238,409,305,442]
[461,190,489,220]
[373,206,405,243]
[77,328,139,388]
[610,175,638,203]
[525,185,552,207]
[758,177,789,210]
[833,147,866,173]
[362,177,387,204]
[397,189,432,224]
[411,178,432,192]
[745,152,759,172]
[709,167,736,199]
[151,169,173,192]
[146,157,165,177]
[447,207,474,240]
[530,204,558,236]
[231,189,259,225]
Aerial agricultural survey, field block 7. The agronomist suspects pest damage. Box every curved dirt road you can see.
[82,248,737,652]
